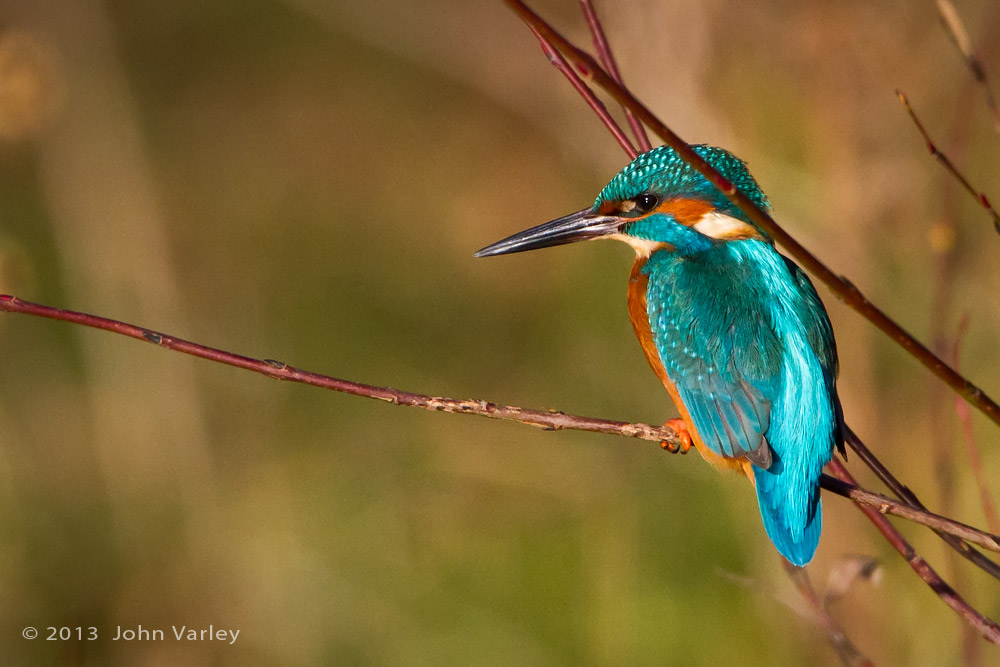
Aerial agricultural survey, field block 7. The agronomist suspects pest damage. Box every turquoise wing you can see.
[644,242,839,565]
[644,251,784,466]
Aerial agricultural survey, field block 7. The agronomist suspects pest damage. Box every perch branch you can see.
[3,293,999,554]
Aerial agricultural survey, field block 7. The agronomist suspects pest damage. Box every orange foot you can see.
[660,418,692,454]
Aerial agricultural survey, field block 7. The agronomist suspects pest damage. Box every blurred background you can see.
[0,0,998,664]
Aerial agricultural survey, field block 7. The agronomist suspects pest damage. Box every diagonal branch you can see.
[819,474,1000,554]
[781,560,874,667]
[527,26,637,159]
[935,0,1000,136]
[502,0,1000,431]
[578,0,652,152]
[952,317,1000,535]
[828,457,1000,645]
[898,90,1000,235]
[844,426,1000,580]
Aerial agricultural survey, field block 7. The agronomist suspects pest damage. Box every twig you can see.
[578,0,651,152]
[828,457,1000,645]
[528,26,637,159]
[502,0,1000,431]
[0,294,679,446]
[819,474,1000,554]
[781,560,874,667]
[897,90,1000,235]
[952,316,1000,535]
[5,293,998,553]
[720,564,873,667]
[844,425,1000,580]
[935,0,1000,136]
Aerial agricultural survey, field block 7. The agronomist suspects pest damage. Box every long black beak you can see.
[474,208,622,258]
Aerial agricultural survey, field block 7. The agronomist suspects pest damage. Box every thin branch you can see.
[828,457,1000,645]
[781,560,874,667]
[0,294,679,446]
[720,564,873,667]
[819,474,1000,554]
[503,0,1000,431]
[844,425,1000,580]
[4,293,999,554]
[578,0,652,152]
[952,316,1000,535]
[898,90,1000,235]
[935,0,1000,136]
[528,26,637,159]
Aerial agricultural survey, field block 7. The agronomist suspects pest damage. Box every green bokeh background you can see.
[0,0,999,664]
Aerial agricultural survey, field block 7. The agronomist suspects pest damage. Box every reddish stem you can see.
[952,316,1000,535]
[898,91,1000,235]
[528,27,637,159]
[578,0,652,152]
[828,457,1000,645]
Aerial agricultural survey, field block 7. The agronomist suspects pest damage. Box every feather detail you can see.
[638,239,838,565]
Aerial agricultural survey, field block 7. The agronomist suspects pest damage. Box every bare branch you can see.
[952,316,1000,535]
[578,0,652,152]
[527,26,637,159]
[844,425,1000,580]
[781,560,874,667]
[5,293,1000,555]
[502,0,1000,431]
[935,0,1000,136]
[0,295,680,445]
[828,457,1000,645]
[819,474,1000,554]
[897,90,1000,235]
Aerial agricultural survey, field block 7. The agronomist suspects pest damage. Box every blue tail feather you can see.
[753,464,822,566]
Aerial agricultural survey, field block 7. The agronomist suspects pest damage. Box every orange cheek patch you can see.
[657,198,714,226]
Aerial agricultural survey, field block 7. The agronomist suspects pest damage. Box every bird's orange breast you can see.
[627,257,753,477]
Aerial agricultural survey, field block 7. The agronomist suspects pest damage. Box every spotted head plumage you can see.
[596,144,771,230]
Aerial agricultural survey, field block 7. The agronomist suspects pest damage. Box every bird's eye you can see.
[634,193,659,213]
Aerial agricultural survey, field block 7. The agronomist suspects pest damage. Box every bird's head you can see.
[475,145,771,259]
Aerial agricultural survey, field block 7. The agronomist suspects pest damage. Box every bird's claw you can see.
[660,418,692,454]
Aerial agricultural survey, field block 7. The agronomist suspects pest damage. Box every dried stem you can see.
[828,457,1000,645]
[952,316,1000,535]
[819,474,1000,554]
[503,0,1000,431]
[578,0,651,152]
[528,26,637,159]
[781,560,874,667]
[844,425,1000,580]
[935,0,1000,136]
[897,90,1000,235]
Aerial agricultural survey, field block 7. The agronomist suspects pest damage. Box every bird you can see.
[475,144,843,566]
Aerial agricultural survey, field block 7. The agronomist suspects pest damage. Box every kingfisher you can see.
[475,145,843,566]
